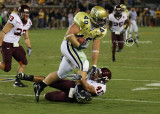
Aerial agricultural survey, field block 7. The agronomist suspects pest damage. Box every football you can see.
[77,37,85,44]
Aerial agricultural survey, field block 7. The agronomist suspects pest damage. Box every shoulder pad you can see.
[8,13,21,25]
[73,12,89,28]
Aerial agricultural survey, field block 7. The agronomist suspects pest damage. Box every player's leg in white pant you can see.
[129,24,133,38]
[125,27,129,40]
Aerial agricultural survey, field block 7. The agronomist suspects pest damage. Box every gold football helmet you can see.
[90,6,107,27]
[120,4,127,11]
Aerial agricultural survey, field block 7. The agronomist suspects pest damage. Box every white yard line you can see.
[0,92,159,104]
[0,76,159,82]
[94,98,160,104]
[107,65,160,69]
[131,87,159,91]
[0,93,34,97]
[112,79,160,82]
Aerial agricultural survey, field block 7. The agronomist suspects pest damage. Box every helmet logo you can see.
[24,9,29,12]
[92,8,99,17]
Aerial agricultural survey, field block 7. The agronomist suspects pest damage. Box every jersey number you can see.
[14,28,26,36]
[96,86,104,94]
[113,22,124,27]
[84,16,89,24]
[8,15,14,22]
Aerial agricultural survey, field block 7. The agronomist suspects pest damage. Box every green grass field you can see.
[0,27,160,114]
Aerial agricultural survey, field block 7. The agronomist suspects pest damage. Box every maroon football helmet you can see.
[18,5,30,24]
[114,5,123,16]
[91,67,112,84]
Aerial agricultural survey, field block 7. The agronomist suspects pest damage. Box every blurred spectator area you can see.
[0,0,160,29]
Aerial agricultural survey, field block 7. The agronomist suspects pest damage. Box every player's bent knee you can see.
[45,91,68,102]
[4,66,11,72]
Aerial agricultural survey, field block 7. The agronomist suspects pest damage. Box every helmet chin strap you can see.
[21,16,27,24]
[19,13,27,23]
[24,15,27,21]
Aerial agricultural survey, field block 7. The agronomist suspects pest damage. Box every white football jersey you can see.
[109,12,127,33]
[86,79,106,96]
[3,13,32,43]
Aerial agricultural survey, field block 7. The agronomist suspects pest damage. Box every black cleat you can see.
[14,80,28,87]
[33,83,44,102]
[112,56,115,62]
[16,72,24,80]
[116,49,122,52]
[136,36,139,39]
[127,38,134,42]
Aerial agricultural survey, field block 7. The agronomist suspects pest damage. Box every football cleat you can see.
[14,80,28,87]
[112,56,115,62]
[33,83,44,102]
[116,48,122,52]
[126,38,134,42]
[16,72,25,80]
[136,36,139,39]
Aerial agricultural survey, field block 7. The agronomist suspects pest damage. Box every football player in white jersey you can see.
[31,6,107,102]
[108,5,129,62]
[16,67,111,103]
[0,5,32,87]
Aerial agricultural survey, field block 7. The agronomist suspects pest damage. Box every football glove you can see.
[77,40,90,50]
[0,46,2,52]
[27,47,32,56]
[87,65,97,80]
[74,85,92,103]
[68,74,82,80]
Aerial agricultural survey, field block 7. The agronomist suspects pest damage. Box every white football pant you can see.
[57,40,89,79]
[129,20,138,38]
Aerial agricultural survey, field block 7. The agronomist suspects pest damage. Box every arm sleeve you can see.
[73,12,85,29]
[7,14,17,26]
[94,84,106,96]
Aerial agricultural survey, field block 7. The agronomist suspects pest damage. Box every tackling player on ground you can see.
[16,67,111,103]
[32,6,108,102]
[0,5,32,87]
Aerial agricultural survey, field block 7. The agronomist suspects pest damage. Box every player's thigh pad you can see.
[57,56,76,79]
[60,40,89,72]
[13,46,28,65]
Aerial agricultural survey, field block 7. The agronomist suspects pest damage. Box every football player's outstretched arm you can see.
[0,23,13,46]
[23,30,31,48]
[23,30,32,56]
[92,39,101,66]
[65,23,80,48]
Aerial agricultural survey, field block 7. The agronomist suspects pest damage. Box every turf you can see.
[0,27,160,114]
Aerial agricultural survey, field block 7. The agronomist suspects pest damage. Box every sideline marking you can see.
[0,93,159,104]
